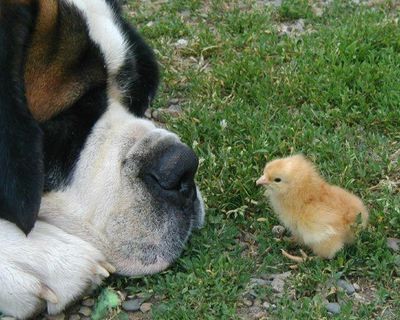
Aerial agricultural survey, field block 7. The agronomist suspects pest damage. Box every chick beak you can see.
[256,175,269,186]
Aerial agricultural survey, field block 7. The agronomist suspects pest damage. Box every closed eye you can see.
[274,178,281,182]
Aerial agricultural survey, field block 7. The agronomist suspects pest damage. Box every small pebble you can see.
[248,290,258,298]
[78,306,91,317]
[167,104,182,116]
[82,298,94,307]
[152,106,182,121]
[353,292,367,303]
[253,299,262,307]
[169,98,181,105]
[46,314,65,320]
[180,10,191,18]
[337,280,355,295]
[249,306,265,318]
[243,298,253,307]
[326,302,341,314]
[144,108,152,119]
[250,278,270,286]
[353,283,360,292]
[270,271,291,294]
[271,278,285,294]
[262,302,271,310]
[140,302,153,313]
[387,238,400,252]
[175,39,188,48]
[312,6,324,17]
[395,255,400,267]
[68,315,80,320]
[272,225,286,237]
[122,298,144,312]
[265,0,282,7]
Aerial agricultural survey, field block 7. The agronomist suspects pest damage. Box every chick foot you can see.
[281,249,312,263]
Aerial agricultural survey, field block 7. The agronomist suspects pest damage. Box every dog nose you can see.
[146,143,198,203]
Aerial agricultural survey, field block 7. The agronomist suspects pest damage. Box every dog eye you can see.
[274,178,281,182]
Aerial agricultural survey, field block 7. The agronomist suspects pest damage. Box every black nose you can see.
[145,143,198,205]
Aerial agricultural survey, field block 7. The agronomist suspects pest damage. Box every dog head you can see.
[43,102,205,276]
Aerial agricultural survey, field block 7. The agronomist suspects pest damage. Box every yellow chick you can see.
[256,154,368,260]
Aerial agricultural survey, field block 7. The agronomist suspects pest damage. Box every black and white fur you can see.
[0,0,205,318]
[0,0,159,232]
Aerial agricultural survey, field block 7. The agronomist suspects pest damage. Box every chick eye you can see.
[274,178,282,182]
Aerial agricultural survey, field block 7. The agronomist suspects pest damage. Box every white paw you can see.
[0,220,113,319]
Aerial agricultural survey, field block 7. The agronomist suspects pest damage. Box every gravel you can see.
[326,302,341,314]
[140,302,153,313]
[78,307,91,317]
[272,225,286,238]
[81,298,94,307]
[122,299,144,312]
[337,280,355,295]
[387,238,400,252]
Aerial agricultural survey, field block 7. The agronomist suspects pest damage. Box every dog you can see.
[0,0,205,318]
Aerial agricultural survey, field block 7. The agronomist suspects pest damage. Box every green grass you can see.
[109,0,400,318]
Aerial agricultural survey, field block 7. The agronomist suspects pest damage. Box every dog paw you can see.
[0,220,114,318]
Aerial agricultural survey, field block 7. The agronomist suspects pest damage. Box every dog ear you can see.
[0,1,43,234]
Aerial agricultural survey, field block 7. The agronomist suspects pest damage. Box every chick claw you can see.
[281,249,311,263]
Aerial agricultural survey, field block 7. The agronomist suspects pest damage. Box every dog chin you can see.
[115,258,172,276]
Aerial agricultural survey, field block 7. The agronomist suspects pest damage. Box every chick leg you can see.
[281,249,310,263]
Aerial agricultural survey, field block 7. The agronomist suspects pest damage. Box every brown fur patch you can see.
[24,0,107,122]
[24,0,72,121]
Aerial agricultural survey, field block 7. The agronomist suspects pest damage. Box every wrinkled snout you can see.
[144,143,199,207]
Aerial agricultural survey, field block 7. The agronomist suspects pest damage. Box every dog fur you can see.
[0,1,205,318]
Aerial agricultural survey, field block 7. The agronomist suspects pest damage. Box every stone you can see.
[144,108,152,119]
[387,238,400,252]
[265,271,291,294]
[78,307,91,317]
[180,10,191,18]
[337,280,355,295]
[152,105,182,121]
[353,283,360,292]
[262,301,271,310]
[46,313,65,320]
[249,306,265,318]
[168,98,181,105]
[353,292,368,303]
[271,277,285,293]
[140,302,153,313]
[272,225,286,237]
[262,0,282,7]
[175,39,188,48]
[68,315,80,320]
[167,104,182,116]
[250,278,270,286]
[325,302,341,314]
[82,298,94,307]
[395,255,400,267]
[122,299,144,312]
[243,298,253,307]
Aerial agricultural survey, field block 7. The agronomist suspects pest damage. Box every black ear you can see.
[0,2,43,234]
